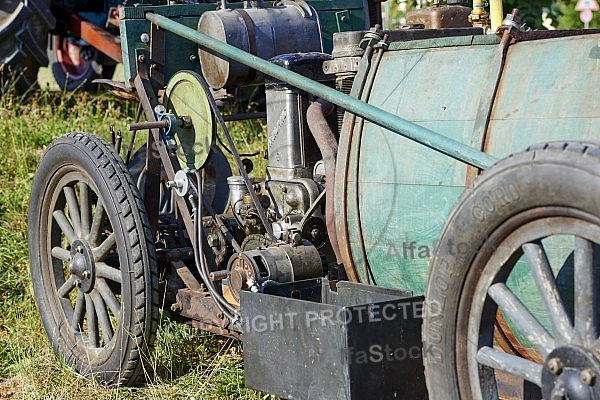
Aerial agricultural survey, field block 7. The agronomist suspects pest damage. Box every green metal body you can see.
[340,32,600,295]
[119,1,369,87]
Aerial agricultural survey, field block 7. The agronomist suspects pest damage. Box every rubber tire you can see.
[28,132,159,386]
[48,34,115,91]
[0,0,55,92]
[423,141,600,399]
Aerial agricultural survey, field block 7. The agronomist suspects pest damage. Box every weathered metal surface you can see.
[486,33,600,157]
[197,4,322,88]
[406,5,472,29]
[339,31,600,296]
[241,279,427,400]
[343,36,501,291]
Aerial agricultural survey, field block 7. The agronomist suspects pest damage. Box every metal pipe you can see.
[146,12,497,170]
[306,99,342,265]
[127,120,169,131]
[472,0,486,15]
[489,0,504,32]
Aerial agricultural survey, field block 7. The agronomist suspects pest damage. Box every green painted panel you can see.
[366,44,497,122]
[349,184,465,292]
[317,9,368,54]
[486,118,600,158]
[487,33,600,157]
[357,121,474,186]
[120,14,209,85]
[349,41,499,292]
[120,1,368,85]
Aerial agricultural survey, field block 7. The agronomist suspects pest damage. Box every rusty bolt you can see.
[581,368,596,386]
[548,358,563,375]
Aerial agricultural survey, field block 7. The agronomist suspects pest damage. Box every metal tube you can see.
[489,0,504,32]
[306,99,342,265]
[127,120,169,131]
[146,13,497,170]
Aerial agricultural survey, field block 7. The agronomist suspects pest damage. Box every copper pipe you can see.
[307,98,342,265]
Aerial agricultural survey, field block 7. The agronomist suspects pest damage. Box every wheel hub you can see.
[69,240,95,293]
[542,345,600,400]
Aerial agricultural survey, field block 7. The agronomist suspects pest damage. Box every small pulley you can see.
[162,70,215,169]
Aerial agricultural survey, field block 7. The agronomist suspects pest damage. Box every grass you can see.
[0,84,272,399]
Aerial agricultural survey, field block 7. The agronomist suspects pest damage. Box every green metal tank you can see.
[335,30,600,295]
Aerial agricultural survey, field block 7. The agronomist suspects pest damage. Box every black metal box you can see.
[240,279,428,399]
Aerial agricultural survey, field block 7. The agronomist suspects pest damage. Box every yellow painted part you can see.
[490,0,504,31]
[472,0,485,13]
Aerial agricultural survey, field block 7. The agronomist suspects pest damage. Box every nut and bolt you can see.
[581,368,596,386]
[291,232,302,243]
[82,270,90,279]
[140,32,150,44]
[74,279,82,287]
[76,246,83,253]
[548,358,564,375]
[137,54,146,63]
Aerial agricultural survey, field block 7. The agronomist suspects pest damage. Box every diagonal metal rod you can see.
[146,12,498,170]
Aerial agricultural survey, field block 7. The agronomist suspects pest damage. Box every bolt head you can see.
[76,246,83,253]
[548,358,564,375]
[74,279,82,287]
[82,270,90,279]
[291,232,302,243]
[581,368,596,386]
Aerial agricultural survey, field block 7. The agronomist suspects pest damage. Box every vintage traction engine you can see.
[26,0,600,399]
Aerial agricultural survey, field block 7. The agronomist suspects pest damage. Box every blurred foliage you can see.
[555,0,600,29]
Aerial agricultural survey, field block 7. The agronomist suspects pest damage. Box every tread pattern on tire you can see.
[30,132,159,386]
[69,132,160,386]
[422,140,600,399]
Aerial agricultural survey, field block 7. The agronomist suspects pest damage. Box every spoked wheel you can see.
[423,141,600,399]
[48,34,115,91]
[28,132,158,386]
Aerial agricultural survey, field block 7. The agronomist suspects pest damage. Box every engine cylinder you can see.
[197,1,322,88]
[226,243,323,302]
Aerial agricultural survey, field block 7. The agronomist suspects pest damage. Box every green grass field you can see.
[0,81,271,399]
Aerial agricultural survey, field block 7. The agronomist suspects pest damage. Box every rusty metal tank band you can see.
[344,36,388,284]
[333,34,379,282]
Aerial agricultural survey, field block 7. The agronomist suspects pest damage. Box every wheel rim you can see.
[461,207,600,399]
[44,169,124,359]
[54,36,93,81]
